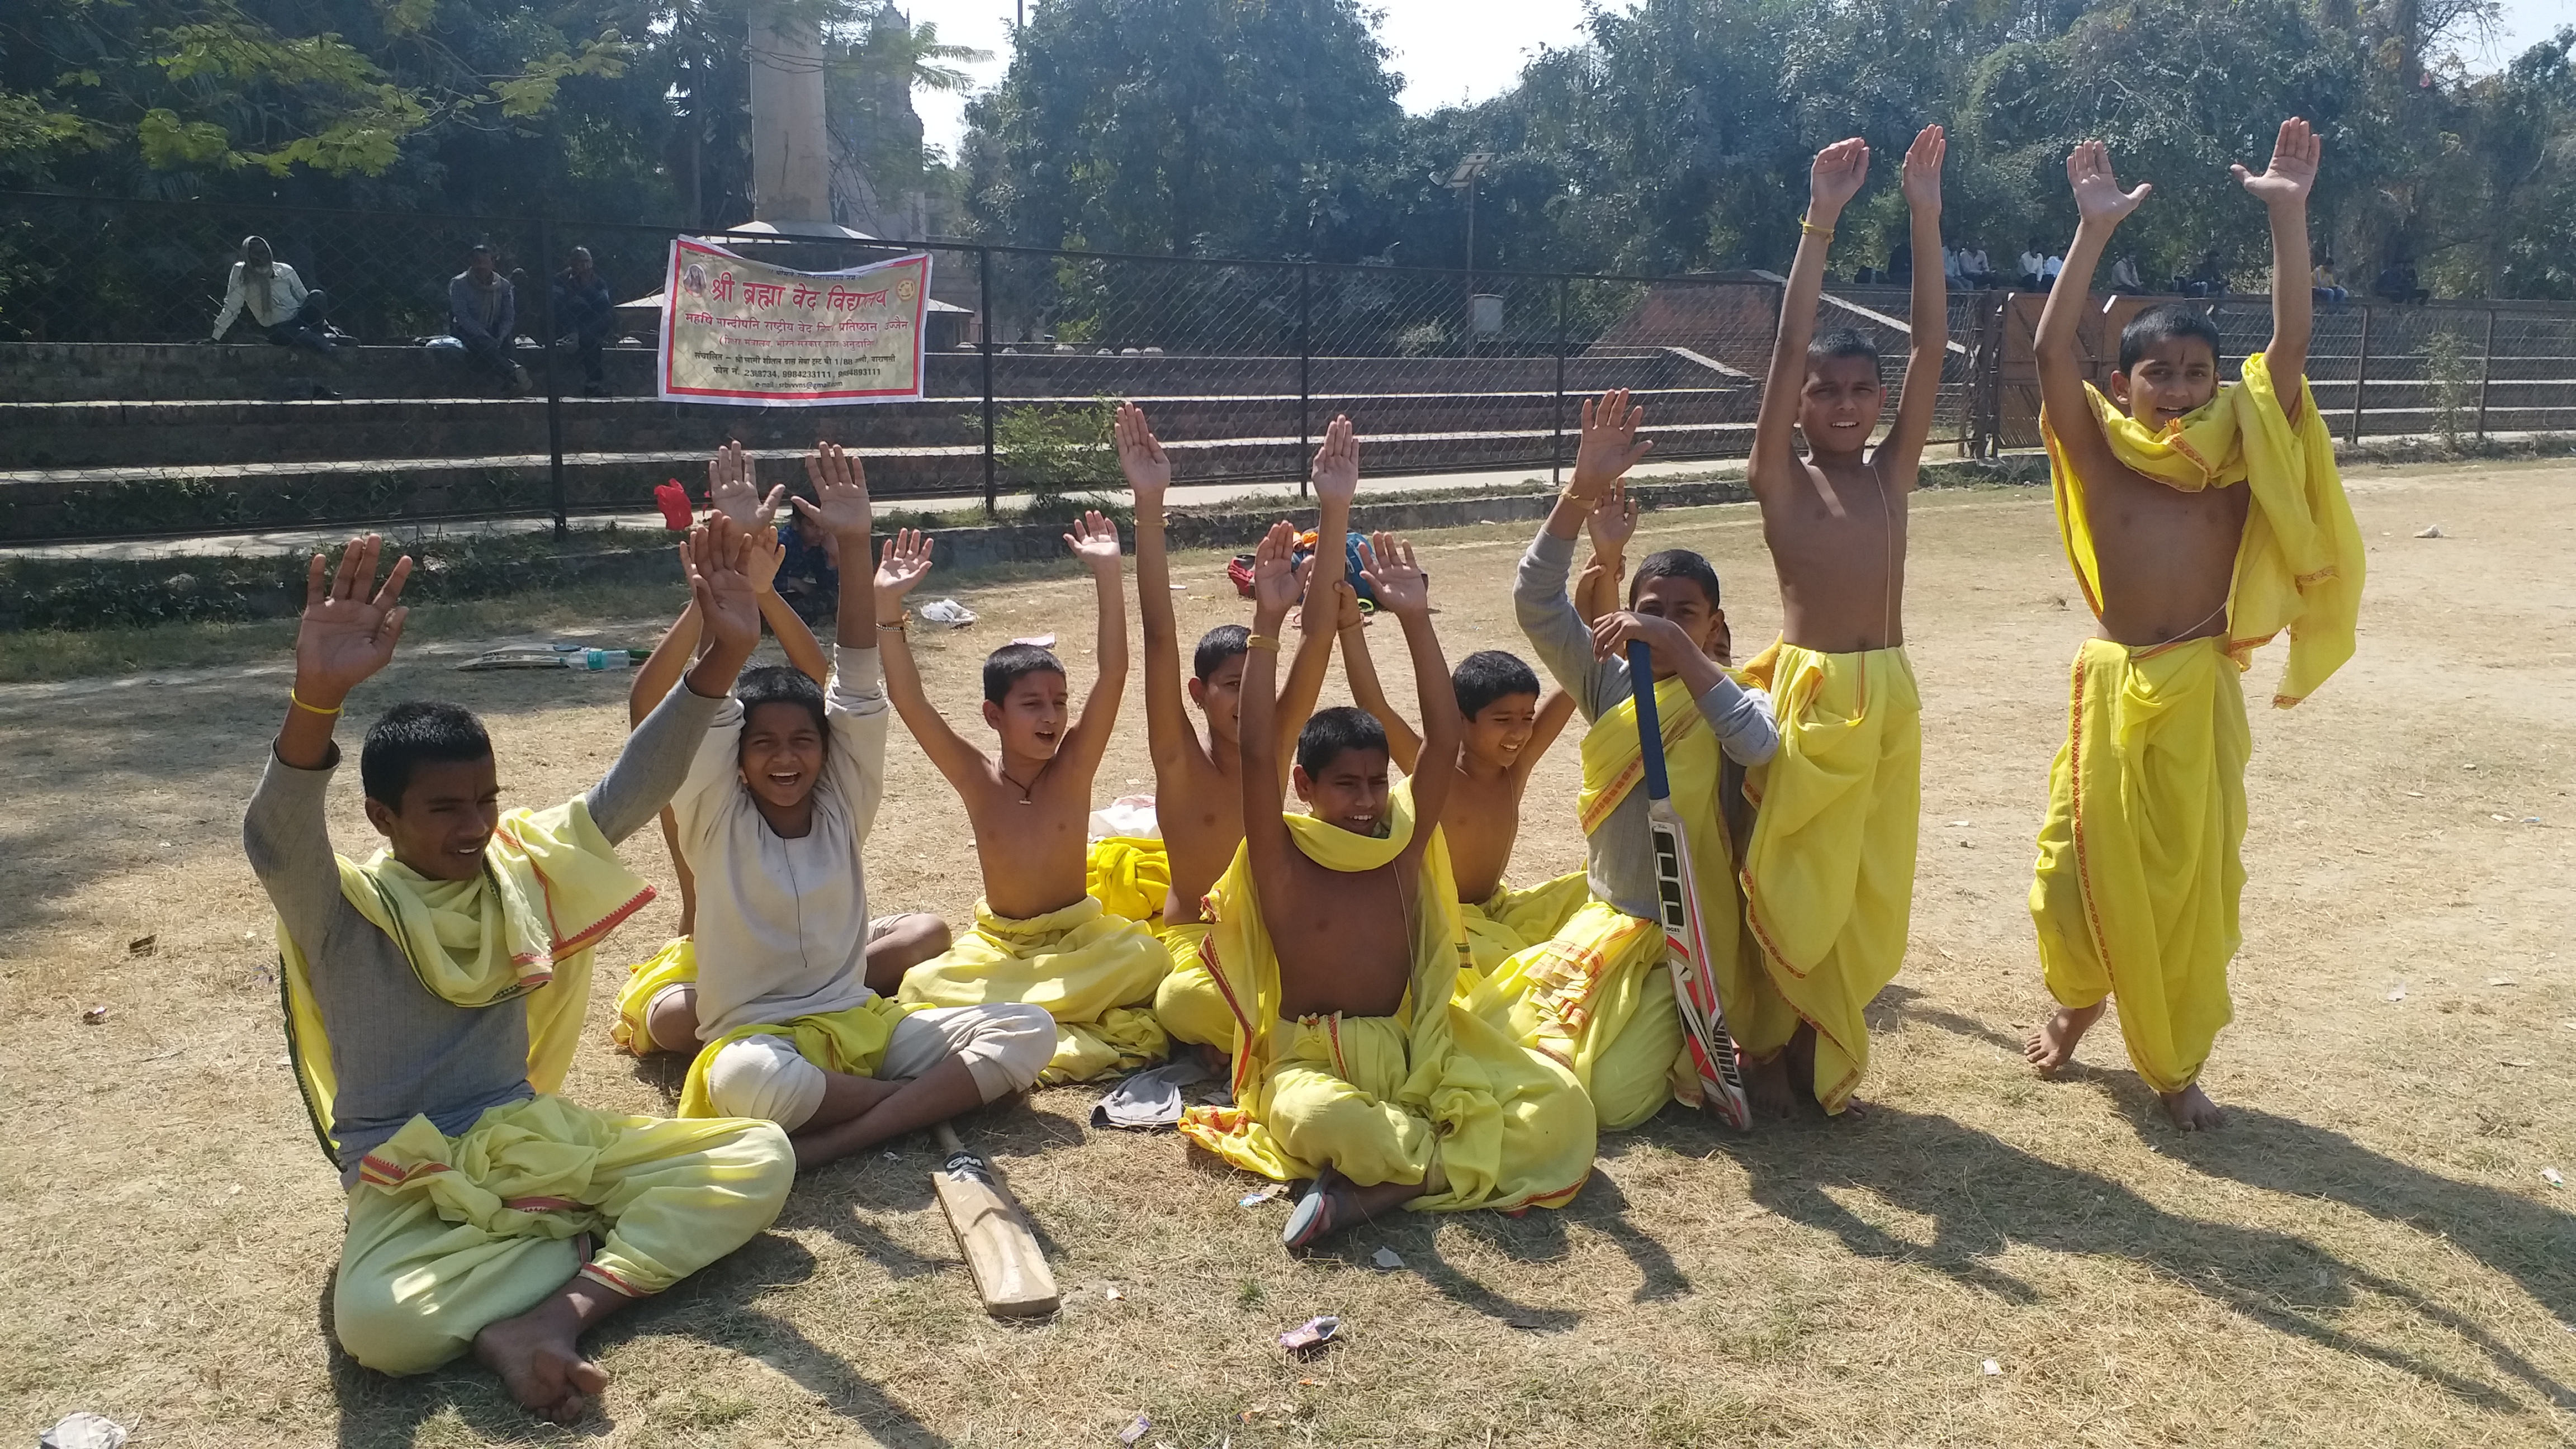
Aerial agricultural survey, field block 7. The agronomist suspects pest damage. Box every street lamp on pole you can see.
[1447,152,1491,348]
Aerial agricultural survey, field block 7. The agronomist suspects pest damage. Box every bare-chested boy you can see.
[2023,121,2362,1129]
[1111,404,1344,1051]
[1340,607,1583,976]
[880,512,1169,1081]
[1177,524,1595,1247]
[1735,124,1949,1116]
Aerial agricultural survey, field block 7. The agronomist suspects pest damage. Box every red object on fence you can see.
[654,480,693,531]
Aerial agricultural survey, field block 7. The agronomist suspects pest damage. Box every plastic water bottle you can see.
[568,648,634,671]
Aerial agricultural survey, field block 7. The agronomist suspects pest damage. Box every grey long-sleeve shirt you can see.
[1516,528,1779,920]
[448,271,515,344]
[244,681,721,1183]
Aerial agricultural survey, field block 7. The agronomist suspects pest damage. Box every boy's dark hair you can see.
[1807,327,1882,377]
[735,665,828,750]
[1296,705,1388,778]
[1453,650,1541,719]
[2117,303,2223,373]
[361,701,491,807]
[1629,548,1724,612]
[1194,624,1250,681]
[984,642,1067,704]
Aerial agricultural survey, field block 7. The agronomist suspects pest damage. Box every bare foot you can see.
[1741,1049,1796,1121]
[2160,1082,2225,1131]
[472,1298,609,1423]
[2023,1001,2104,1074]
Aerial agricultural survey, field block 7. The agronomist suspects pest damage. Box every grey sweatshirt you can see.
[448,271,515,343]
[244,681,721,1183]
[1515,528,1779,919]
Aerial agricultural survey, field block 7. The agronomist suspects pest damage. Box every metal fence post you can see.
[2348,305,2372,446]
[537,216,567,539]
[2476,307,2497,442]
[979,245,998,517]
[1298,262,1313,497]
[1552,273,1569,485]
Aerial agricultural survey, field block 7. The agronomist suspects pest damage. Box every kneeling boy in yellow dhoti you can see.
[1497,394,1782,1129]
[248,526,794,1423]
[2025,121,2361,1130]
[1104,404,1344,1051]
[615,444,1052,1168]
[1732,126,1950,1116]
[1180,524,1595,1246]
[879,508,1169,1081]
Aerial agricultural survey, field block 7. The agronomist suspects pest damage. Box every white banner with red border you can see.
[657,238,929,406]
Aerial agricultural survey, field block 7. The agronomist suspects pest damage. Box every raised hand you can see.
[1356,531,1429,618]
[1114,401,1171,501]
[1569,389,1651,499]
[293,533,413,705]
[1900,124,1945,212]
[1589,608,1690,673]
[1808,136,1870,217]
[875,528,935,604]
[1065,510,1123,574]
[1249,520,1301,621]
[793,439,872,539]
[2234,115,2320,210]
[2067,139,2150,228]
[1310,414,1358,505]
[1585,481,1639,556]
[708,439,785,529]
[686,514,764,652]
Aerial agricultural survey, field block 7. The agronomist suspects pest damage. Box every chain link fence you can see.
[7,191,2567,547]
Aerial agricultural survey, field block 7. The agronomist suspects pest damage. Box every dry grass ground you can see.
[1,461,2572,1448]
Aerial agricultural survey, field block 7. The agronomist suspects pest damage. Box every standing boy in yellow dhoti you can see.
[247,524,794,1423]
[1179,523,1595,1247]
[1498,393,1782,1129]
[614,443,1053,1168]
[2023,120,2361,1130]
[1735,124,1950,1116]
[880,508,1169,1081]
[1106,404,1347,1052]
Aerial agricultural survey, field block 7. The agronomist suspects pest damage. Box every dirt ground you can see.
[2,461,2572,1448]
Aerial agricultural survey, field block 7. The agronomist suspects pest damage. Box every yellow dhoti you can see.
[898,896,1168,1082]
[1177,785,1595,1211]
[1460,870,1590,976]
[2032,354,2363,1093]
[2030,638,2248,1092]
[334,1095,793,1375]
[1086,835,1171,924]
[1738,642,1920,1115]
[1152,919,1237,1050]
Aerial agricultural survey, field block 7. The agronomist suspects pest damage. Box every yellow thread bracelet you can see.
[1800,217,1834,239]
[1244,634,1281,652]
[291,689,342,717]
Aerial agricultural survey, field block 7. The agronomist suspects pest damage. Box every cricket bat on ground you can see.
[930,1120,1060,1318]
[1628,641,1754,1130]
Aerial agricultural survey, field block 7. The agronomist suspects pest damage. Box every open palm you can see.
[794,439,872,538]
[1900,124,1945,210]
[1065,510,1123,572]
[1587,483,1639,552]
[1809,137,1869,213]
[1570,389,1651,497]
[2234,116,2320,207]
[1114,402,1171,499]
[877,528,936,600]
[2068,140,2150,225]
[1250,520,1301,617]
[708,439,785,527]
[1310,414,1358,504]
[295,534,413,698]
[688,515,765,649]
[1357,532,1429,616]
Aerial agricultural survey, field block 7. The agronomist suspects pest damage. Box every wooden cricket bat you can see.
[1628,642,1754,1130]
[930,1120,1060,1318]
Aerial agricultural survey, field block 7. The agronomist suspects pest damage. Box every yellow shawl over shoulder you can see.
[2042,351,2365,707]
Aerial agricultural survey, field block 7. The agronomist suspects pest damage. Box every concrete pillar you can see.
[747,2,832,228]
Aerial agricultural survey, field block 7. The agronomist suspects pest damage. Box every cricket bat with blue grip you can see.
[1628,640,1753,1129]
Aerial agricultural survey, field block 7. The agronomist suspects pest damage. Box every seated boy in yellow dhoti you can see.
[879,508,1169,1081]
[1733,125,1950,1116]
[1341,621,1581,976]
[1180,524,1596,1247]
[1499,392,1782,1130]
[2023,120,2360,1130]
[246,525,794,1423]
[613,443,1052,1168]
[1107,404,1344,1052]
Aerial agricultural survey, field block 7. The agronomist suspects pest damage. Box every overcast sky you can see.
[909,0,2576,162]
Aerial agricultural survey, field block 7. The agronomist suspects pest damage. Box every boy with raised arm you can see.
[881,512,1169,1081]
[1732,124,1947,1116]
[1113,404,1347,1050]
[2022,122,2361,1130]
[613,442,950,1052]
[610,443,1050,1168]
[247,525,793,1423]
[1178,525,1595,1248]
[1493,391,1782,1129]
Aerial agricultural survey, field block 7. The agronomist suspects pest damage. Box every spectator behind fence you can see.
[552,247,616,396]
[2374,259,2430,304]
[448,242,532,396]
[2314,253,2350,307]
[2182,249,2226,297]
[2043,252,2064,284]
[2110,252,2144,293]
[210,236,335,353]
[2019,238,2047,290]
[1962,244,1996,289]
[774,508,842,623]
